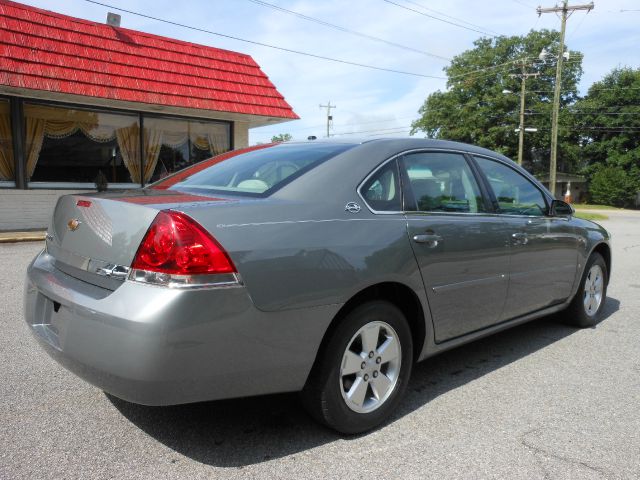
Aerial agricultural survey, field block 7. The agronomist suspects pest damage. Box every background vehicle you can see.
[25,139,611,433]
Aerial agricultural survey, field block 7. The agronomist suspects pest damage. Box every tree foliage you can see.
[573,68,640,206]
[411,30,583,175]
[271,133,293,143]
[589,166,638,207]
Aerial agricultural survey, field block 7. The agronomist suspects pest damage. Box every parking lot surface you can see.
[1,212,639,479]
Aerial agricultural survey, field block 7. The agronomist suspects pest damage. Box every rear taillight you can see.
[129,211,238,288]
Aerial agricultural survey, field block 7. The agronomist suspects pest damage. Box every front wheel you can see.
[302,301,413,434]
[564,252,608,328]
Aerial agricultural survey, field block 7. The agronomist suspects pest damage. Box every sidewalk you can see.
[0,231,46,243]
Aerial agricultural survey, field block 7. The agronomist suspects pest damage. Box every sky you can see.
[19,0,640,144]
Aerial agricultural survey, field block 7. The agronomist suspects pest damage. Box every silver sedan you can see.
[24,139,611,433]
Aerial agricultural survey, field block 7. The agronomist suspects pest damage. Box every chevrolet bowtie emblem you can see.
[67,218,81,231]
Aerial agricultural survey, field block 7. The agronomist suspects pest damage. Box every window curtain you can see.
[24,104,138,182]
[25,117,46,179]
[143,128,163,183]
[148,118,229,155]
[0,102,14,181]
[25,119,120,180]
[115,124,142,183]
[20,103,230,184]
[207,124,229,155]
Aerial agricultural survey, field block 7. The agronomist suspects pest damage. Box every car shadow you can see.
[108,297,620,468]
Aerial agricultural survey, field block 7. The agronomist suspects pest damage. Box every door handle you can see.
[511,232,528,245]
[413,234,443,247]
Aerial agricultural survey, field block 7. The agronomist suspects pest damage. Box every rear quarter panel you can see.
[179,141,428,312]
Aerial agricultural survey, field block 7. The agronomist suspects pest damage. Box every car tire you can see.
[301,300,413,434]
[563,252,608,328]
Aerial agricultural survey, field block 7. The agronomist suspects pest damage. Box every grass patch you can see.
[572,203,622,211]
[574,211,609,221]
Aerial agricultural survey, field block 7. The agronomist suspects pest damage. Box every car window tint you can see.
[401,152,485,213]
[361,160,402,212]
[154,143,353,197]
[474,156,547,216]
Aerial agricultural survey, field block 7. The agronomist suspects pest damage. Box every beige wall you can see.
[233,122,249,149]
[0,189,87,231]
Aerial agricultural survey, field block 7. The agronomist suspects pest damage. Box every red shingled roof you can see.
[0,0,298,119]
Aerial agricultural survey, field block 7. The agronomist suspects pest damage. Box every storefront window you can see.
[143,116,230,183]
[20,103,231,187]
[0,99,15,185]
[25,103,140,186]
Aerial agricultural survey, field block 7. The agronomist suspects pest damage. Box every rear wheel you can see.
[302,301,413,434]
[564,252,608,328]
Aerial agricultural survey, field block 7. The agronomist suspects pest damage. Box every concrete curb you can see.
[0,231,46,243]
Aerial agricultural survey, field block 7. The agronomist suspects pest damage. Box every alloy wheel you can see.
[583,264,604,317]
[339,321,401,414]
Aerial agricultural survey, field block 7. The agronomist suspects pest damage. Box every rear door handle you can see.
[413,234,443,247]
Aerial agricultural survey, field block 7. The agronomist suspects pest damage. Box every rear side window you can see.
[401,152,486,213]
[152,143,353,196]
[360,160,402,212]
[474,156,547,216]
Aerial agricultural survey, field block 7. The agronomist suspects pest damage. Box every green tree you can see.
[411,29,583,175]
[589,166,637,207]
[573,68,640,206]
[271,133,293,143]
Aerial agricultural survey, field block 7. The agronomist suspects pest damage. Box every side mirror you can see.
[550,199,574,217]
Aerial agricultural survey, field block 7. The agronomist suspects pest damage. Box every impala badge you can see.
[345,202,361,214]
[67,218,81,231]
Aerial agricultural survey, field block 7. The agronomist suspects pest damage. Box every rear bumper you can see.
[24,250,338,405]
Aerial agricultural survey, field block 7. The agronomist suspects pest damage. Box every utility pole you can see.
[319,101,336,138]
[510,61,539,166]
[537,1,594,196]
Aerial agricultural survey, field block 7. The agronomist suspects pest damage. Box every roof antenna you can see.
[106,12,121,27]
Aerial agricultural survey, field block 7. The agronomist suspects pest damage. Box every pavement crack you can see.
[623,244,640,251]
[519,429,611,479]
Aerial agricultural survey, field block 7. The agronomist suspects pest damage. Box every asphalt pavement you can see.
[1,213,639,479]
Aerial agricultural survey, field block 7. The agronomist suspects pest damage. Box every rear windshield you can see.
[151,143,353,197]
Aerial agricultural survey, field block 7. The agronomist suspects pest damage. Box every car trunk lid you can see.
[46,190,232,290]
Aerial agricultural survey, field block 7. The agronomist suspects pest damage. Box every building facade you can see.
[0,1,298,229]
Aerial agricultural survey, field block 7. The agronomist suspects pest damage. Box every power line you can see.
[256,116,420,134]
[451,57,584,81]
[510,0,535,8]
[530,87,640,93]
[400,0,502,35]
[332,126,413,136]
[245,0,450,61]
[425,123,640,132]
[381,0,499,37]
[83,0,446,79]
[368,130,412,137]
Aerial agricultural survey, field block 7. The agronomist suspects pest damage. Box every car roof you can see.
[285,137,513,163]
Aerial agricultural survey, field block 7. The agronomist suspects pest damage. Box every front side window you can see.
[153,142,353,196]
[360,160,402,212]
[401,152,486,213]
[474,156,547,216]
